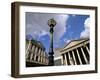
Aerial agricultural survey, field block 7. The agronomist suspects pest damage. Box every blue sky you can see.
[26,12,90,53]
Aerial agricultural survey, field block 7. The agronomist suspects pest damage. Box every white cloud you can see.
[80,17,90,38]
[26,12,69,42]
[64,38,71,44]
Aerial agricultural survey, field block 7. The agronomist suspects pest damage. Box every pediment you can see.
[62,38,89,50]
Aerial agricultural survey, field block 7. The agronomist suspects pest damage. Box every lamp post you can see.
[48,18,56,66]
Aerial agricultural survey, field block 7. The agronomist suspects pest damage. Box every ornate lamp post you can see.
[48,18,56,66]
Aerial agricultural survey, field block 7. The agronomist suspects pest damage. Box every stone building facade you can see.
[26,39,49,67]
[54,48,62,66]
[60,38,90,66]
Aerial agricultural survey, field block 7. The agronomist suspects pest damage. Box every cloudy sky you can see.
[26,12,90,52]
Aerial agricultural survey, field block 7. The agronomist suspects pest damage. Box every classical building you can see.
[60,38,90,66]
[54,48,62,66]
[26,38,49,67]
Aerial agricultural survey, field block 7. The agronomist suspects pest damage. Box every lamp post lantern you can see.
[48,18,56,66]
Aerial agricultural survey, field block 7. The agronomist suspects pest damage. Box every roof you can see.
[61,38,89,52]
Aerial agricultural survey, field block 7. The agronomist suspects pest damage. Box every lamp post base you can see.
[48,52,54,66]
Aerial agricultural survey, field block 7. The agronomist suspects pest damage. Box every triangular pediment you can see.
[62,38,89,50]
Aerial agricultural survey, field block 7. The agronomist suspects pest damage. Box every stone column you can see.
[43,52,45,63]
[26,40,32,59]
[34,46,38,61]
[86,46,89,53]
[46,57,49,65]
[61,54,64,65]
[80,47,88,64]
[72,50,77,65]
[64,53,67,65]
[76,49,82,65]
[39,49,41,62]
[38,48,41,62]
[45,57,47,64]
[42,51,44,63]
[68,52,74,65]
[67,52,71,65]
[41,50,43,63]
[30,45,35,61]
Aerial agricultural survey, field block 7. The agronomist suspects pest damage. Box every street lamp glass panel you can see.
[48,18,56,27]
